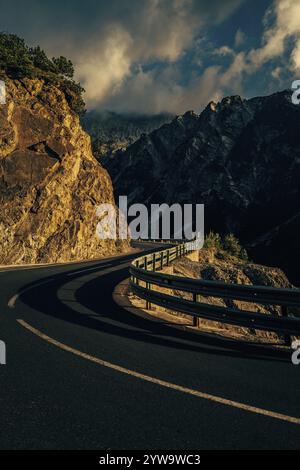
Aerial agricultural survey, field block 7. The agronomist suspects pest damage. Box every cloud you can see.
[76,24,133,104]
[201,0,300,106]
[218,52,246,90]
[75,0,244,108]
[213,45,235,57]
[102,64,224,114]
[291,40,300,71]
[271,66,282,79]
[5,0,296,114]
[0,0,243,111]
[247,0,300,71]
[234,28,246,47]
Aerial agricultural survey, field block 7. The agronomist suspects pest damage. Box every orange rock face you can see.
[0,77,129,264]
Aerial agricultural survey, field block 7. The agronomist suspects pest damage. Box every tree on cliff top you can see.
[0,32,85,115]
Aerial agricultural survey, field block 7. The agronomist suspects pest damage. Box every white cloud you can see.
[77,25,133,104]
[76,0,300,112]
[218,52,246,90]
[234,28,246,47]
[214,46,235,57]
[102,64,224,114]
[202,0,300,108]
[248,0,300,71]
[271,66,282,79]
[69,0,243,110]
[0,0,245,112]
[76,0,244,107]
[291,38,300,71]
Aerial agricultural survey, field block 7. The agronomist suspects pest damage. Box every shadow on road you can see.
[17,250,292,364]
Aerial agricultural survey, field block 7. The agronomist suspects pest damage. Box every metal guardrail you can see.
[129,242,300,345]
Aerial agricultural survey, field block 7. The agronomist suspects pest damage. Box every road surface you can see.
[0,243,299,449]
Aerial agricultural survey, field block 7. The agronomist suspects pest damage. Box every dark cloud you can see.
[0,0,246,112]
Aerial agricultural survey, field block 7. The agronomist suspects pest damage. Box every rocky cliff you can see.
[107,91,300,284]
[0,76,129,264]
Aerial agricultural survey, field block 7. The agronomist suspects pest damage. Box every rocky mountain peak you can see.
[182,110,200,119]
[219,95,244,108]
[106,89,300,283]
[207,101,217,112]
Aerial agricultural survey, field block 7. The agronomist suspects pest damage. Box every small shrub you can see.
[223,233,248,260]
[204,231,222,251]
[204,231,248,261]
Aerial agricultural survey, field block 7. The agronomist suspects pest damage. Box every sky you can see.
[0,0,299,114]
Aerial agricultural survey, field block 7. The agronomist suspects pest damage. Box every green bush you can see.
[223,233,248,260]
[0,32,85,114]
[60,80,85,116]
[204,231,222,251]
[52,56,74,79]
[204,231,248,261]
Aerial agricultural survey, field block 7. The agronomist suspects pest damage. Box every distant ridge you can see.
[105,89,300,283]
[82,110,174,162]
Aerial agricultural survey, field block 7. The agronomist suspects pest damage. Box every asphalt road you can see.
[0,243,299,450]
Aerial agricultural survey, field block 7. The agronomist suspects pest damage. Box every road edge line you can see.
[17,318,300,426]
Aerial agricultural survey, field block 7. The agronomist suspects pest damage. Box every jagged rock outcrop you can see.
[107,91,300,283]
[0,76,129,264]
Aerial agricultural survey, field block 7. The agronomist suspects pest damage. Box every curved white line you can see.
[17,318,300,426]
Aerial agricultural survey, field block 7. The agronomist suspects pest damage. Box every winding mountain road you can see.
[0,243,299,450]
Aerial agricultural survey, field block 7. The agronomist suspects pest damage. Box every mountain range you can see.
[105,91,300,284]
[82,110,173,163]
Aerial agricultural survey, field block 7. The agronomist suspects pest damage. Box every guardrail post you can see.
[166,250,170,266]
[192,293,199,327]
[144,256,148,270]
[281,306,291,346]
[146,282,151,310]
[152,253,156,271]
[160,251,163,270]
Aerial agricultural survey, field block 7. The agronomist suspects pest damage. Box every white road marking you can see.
[7,294,19,309]
[17,318,300,426]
